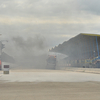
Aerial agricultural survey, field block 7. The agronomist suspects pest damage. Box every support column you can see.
[96,36,99,57]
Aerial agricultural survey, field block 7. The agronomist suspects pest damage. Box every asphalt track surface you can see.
[0,69,100,100]
[0,69,100,82]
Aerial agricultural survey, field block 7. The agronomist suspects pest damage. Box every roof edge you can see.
[81,33,100,37]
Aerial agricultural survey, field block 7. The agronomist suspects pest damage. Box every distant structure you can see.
[0,41,15,70]
[49,33,100,68]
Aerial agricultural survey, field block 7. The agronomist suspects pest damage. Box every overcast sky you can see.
[0,0,100,56]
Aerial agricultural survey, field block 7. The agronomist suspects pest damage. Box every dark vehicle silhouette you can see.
[46,55,57,69]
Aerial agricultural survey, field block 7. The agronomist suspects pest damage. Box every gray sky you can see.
[0,0,100,56]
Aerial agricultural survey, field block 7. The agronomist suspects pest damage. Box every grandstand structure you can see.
[50,33,100,68]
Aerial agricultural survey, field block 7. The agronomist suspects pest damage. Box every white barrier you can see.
[3,65,9,74]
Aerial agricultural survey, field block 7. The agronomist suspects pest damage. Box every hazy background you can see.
[0,0,100,68]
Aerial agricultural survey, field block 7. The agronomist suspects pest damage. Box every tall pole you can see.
[96,36,99,57]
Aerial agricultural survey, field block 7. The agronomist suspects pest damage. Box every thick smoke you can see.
[4,35,48,69]
[12,35,46,55]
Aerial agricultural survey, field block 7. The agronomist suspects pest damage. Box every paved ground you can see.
[0,69,100,100]
[65,67,100,74]
[0,82,100,100]
[0,69,100,82]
